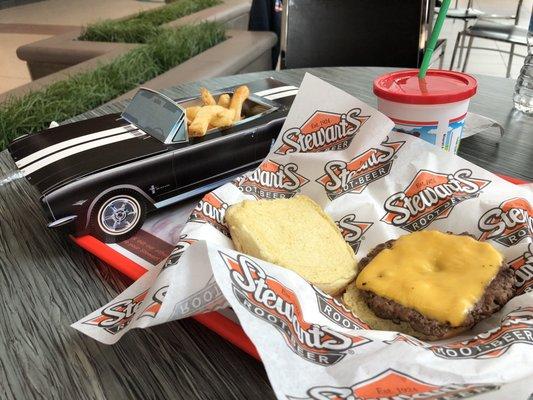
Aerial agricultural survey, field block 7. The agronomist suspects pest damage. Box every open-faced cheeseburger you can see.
[343,231,516,340]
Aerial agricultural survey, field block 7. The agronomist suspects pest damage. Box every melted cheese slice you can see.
[355,231,503,326]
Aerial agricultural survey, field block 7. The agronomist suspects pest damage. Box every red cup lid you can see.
[373,69,477,105]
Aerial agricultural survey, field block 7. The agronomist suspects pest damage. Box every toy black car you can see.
[8,78,298,242]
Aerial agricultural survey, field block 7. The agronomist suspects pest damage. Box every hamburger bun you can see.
[225,195,357,295]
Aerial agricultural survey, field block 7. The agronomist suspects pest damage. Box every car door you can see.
[171,126,257,197]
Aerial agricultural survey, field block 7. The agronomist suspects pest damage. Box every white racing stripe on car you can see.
[21,131,143,176]
[15,125,135,169]
[264,89,299,100]
[253,85,298,97]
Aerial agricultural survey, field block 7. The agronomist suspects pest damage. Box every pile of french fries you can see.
[186,85,250,137]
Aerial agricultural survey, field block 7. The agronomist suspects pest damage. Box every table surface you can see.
[0,67,531,400]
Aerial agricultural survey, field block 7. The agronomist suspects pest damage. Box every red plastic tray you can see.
[74,173,529,361]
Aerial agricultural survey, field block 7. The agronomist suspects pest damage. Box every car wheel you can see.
[90,191,146,243]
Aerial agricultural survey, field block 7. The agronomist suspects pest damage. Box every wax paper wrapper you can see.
[73,74,533,399]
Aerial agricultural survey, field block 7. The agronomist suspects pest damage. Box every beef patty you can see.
[357,237,517,339]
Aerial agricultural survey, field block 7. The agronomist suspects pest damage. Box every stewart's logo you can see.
[335,214,373,254]
[381,169,490,232]
[163,235,197,270]
[220,251,368,365]
[288,369,498,400]
[316,138,404,200]
[429,307,533,359]
[231,174,247,187]
[314,287,370,331]
[172,277,226,319]
[83,291,147,334]
[237,159,309,199]
[386,307,533,360]
[189,193,229,236]
[509,244,533,295]
[140,286,167,319]
[274,108,370,155]
[478,197,533,247]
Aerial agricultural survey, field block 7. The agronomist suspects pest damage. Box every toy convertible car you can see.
[8,78,298,242]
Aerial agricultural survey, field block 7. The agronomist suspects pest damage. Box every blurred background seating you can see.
[278,0,441,70]
[450,0,529,78]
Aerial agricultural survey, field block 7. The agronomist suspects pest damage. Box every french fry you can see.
[210,108,235,128]
[229,85,250,122]
[200,87,216,106]
[186,106,201,122]
[217,93,231,108]
[189,105,234,137]
[189,107,212,136]
[188,85,249,136]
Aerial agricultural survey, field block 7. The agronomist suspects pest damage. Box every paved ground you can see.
[0,0,531,95]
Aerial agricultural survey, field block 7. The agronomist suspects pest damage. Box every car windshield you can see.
[121,88,187,144]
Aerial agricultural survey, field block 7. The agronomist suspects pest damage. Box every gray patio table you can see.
[0,67,531,400]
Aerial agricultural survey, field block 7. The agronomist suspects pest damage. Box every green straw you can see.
[419,0,452,78]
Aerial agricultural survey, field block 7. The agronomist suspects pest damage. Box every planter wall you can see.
[113,30,275,103]
[16,0,251,80]
[0,30,276,104]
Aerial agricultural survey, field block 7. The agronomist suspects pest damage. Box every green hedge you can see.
[79,0,221,43]
[0,23,225,151]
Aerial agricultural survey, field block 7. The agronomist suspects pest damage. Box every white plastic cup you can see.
[373,70,477,154]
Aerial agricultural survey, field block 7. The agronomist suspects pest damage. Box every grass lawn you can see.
[79,0,221,43]
[0,23,225,151]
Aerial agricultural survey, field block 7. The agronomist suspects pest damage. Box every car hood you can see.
[8,113,169,194]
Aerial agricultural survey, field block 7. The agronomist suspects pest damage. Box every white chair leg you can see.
[507,43,515,78]
[439,40,447,69]
[450,31,462,70]
[457,19,469,68]
[462,35,474,72]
